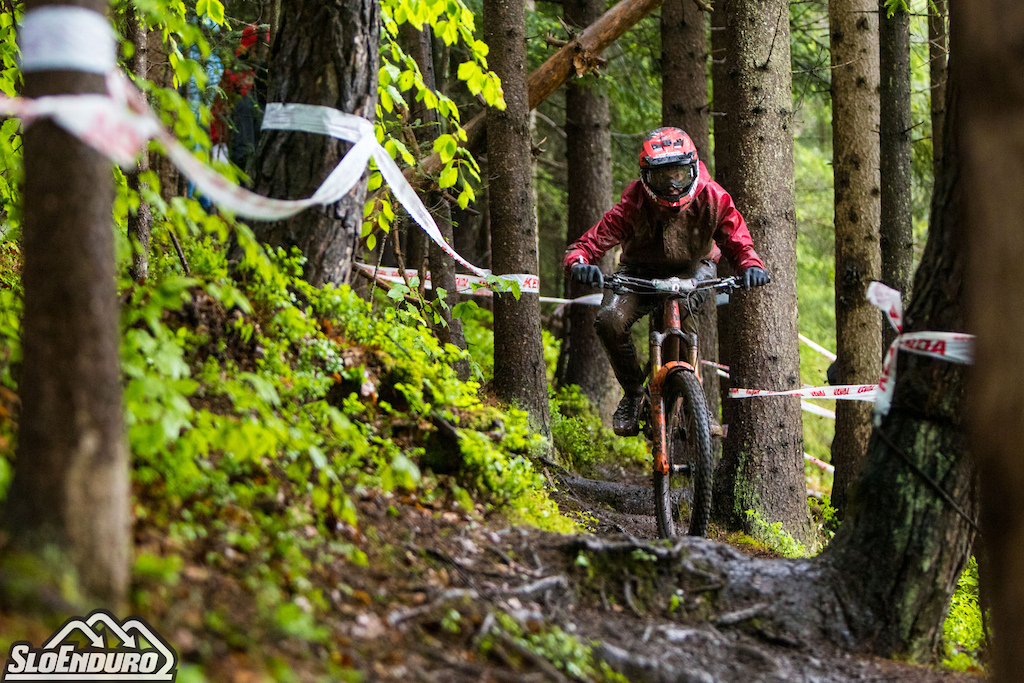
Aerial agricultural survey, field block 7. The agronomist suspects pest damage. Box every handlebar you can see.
[602,273,744,296]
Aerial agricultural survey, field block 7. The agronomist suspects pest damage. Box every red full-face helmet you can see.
[638,127,699,210]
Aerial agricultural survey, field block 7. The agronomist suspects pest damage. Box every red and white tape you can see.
[730,384,877,401]
[3,12,534,290]
[728,282,974,425]
[353,263,605,305]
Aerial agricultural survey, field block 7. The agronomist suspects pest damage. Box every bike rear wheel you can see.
[653,370,713,538]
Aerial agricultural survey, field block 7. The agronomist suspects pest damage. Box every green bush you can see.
[549,385,647,473]
[942,556,986,672]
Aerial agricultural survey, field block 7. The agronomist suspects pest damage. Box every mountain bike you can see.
[601,273,745,538]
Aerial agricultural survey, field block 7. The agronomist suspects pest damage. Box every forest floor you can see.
[108,457,985,683]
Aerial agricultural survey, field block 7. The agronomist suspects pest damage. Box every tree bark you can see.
[961,0,1024,678]
[710,0,734,416]
[929,0,947,181]
[555,0,618,424]
[661,0,720,444]
[828,0,881,516]
[485,0,551,435]
[249,0,379,286]
[712,0,812,545]
[878,0,913,348]
[417,0,664,179]
[4,0,130,607]
[399,24,469,378]
[826,18,974,656]
[146,26,182,204]
[126,5,152,284]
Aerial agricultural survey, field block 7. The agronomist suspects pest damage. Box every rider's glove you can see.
[570,262,604,288]
[741,266,769,290]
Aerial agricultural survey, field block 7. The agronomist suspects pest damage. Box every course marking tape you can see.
[798,333,837,362]
[0,74,536,289]
[801,401,836,419]
[19,7,117,75]
[730,384,877,401]
[804,453,835,473]
[728,282,975,426]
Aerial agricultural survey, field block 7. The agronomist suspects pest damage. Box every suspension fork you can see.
[649,299,697,475]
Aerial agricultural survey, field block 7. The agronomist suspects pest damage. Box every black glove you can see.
[742,266,770,290]
[570,262,604,288]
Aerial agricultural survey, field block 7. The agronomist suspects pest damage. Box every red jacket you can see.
[562,162,764,276]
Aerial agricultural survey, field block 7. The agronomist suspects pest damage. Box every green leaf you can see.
[399,69,416,91]
[457,61,477,81]
[439,165,458,189]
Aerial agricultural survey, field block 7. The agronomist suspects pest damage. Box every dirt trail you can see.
[335,464,986,683]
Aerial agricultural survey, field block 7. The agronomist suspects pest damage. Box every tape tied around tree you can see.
[19,7,117,75]
[728,281,974,426]
[0,78,536,290]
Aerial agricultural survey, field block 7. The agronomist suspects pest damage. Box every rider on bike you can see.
[562,127,769,436]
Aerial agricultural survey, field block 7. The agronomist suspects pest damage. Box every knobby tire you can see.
[653,370,713,538]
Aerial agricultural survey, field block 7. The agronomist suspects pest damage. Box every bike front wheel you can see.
[653,370,713,538]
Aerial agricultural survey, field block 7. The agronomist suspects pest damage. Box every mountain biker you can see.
[562,127,768,436]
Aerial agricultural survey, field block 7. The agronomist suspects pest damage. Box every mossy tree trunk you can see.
[555,0,618,424]
[962,0,1024,678]
[712,0,812,545]
[825,16,975,656]
[250,0,379,286]
[828,0,881,516]
[485,0,551,435]
[5,0,130,608]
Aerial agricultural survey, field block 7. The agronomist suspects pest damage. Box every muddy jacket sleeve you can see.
[708,181,765,272]
[562,181,643,273]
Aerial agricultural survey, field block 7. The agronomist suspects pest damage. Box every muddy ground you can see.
[315,461,986,683]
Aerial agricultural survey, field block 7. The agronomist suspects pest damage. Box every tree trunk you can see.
[661,0,719,445]
[961,0,1024,678]
[878,0,913,348]
[828,0,881,516]
[929,0,947,181]
[710,0,734,416]
[4,0,130,607]
[712,0,812,545]
[825,18,974,656]
[146,27,182,204]
[555,0,618,424]
[126,5,152,284]
[485,0,551,436]
[399,24,469,378]
[249,0,379,286]
[416,0,665,179]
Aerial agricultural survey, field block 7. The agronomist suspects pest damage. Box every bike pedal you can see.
[671,463,691,475]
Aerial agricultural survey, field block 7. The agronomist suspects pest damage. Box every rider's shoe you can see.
[613,392,643,437]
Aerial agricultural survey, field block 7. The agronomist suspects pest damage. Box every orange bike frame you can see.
[649,298,699,475]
